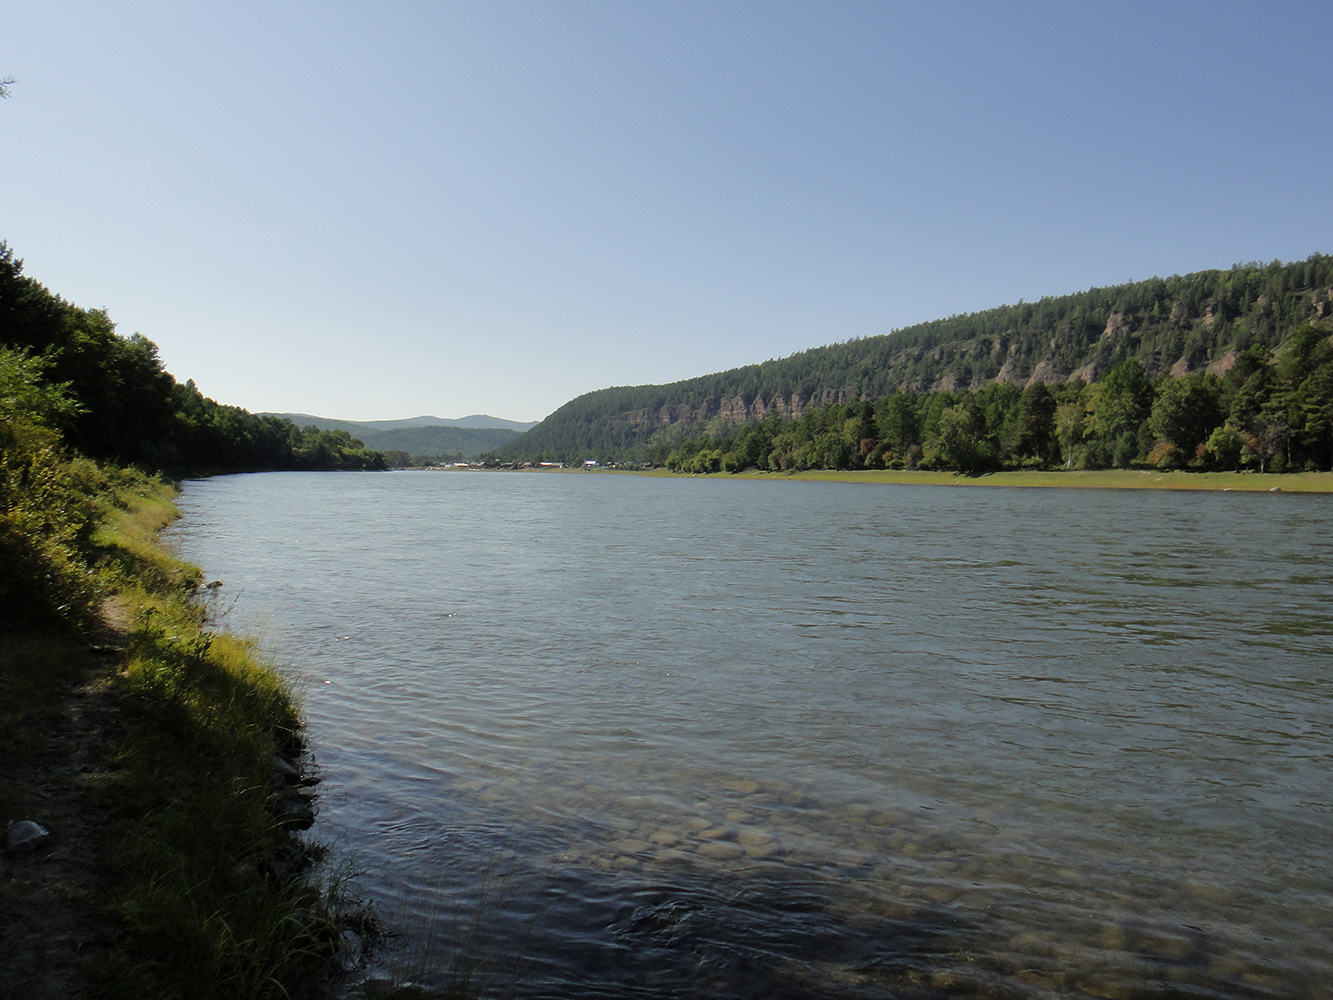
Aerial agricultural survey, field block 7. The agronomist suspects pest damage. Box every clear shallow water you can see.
[171,471,1333,999]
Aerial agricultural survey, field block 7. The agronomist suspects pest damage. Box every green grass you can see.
[2,435,372,999]
[95,491,373,1000]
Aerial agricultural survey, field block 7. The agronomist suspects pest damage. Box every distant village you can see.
[411,459,645,471]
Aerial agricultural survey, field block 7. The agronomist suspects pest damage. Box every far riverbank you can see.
[629,467,1333,492]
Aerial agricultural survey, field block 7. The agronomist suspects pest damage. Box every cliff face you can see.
[614,388,877,432]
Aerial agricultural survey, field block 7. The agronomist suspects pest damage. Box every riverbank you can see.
[634,467,1333,492]
[1,470,363,999]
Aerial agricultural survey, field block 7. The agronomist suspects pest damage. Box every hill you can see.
[262,413,528,460]
[503,254,1333,462]
[264,412,537,433]
[353,425,521,460]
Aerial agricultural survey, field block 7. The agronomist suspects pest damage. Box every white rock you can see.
[7,820,52,853]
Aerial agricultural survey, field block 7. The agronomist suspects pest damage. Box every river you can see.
[170,470,1333,999]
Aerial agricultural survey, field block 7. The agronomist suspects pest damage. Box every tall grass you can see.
[1,416,372,998]
[98,508,374,999]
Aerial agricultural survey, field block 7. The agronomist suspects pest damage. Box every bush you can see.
[0,420,106,626]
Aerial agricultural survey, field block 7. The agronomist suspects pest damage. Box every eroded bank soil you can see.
[0,607,128,999]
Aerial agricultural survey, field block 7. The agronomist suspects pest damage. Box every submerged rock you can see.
[7,820,53,854]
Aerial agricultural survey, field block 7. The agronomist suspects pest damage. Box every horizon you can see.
[3,2,1329,422]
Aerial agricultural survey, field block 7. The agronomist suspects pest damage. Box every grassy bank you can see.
[1,447,363,998]
[635,466,1333,492]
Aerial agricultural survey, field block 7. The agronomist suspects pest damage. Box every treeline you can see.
[504,254,1333,463]
[0,243,386,472]
[663,333,1333,476]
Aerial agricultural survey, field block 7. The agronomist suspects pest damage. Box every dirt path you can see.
[0,604,131,999]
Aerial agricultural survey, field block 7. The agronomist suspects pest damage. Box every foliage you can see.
[0,346,83,425]
[0,243,386,472]
[0,416,111,627]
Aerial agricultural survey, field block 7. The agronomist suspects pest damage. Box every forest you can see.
[502,254,1333,466]
[658,342,1333,475]
[0,243,386,473]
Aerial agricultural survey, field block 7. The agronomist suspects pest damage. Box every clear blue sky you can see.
[2,2,1328,422]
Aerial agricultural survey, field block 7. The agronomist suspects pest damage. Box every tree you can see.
[876,393,921,467]
[1277,324,1331,389]
[1055,399,1086,468]
[1016,382,1058,464]
[1239,413,1289,473]
[1296,362,1333,469]
[1085,358,1153,467]
[934,404,979,472]
[1205,423,1245,470]
[0,347,82,426]
[1148,372,1222,459]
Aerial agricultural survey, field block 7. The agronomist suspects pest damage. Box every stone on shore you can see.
[7,820,53,854]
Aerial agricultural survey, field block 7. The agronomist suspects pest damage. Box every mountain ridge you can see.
[502,254,1333,462]
[263,412,538,433]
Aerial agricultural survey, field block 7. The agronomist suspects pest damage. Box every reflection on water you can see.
[171,472,1333,999]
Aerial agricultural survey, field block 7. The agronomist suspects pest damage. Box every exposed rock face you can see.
[1025,359,1066,386]
[994,357,1026,384]
[1207,350,1238,377]
[1170,358,1193,378]
[618,390,827,432]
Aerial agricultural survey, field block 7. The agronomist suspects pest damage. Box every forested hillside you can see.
[355,424,520,462]
[504,255,1333,463]
[0,244,386,471]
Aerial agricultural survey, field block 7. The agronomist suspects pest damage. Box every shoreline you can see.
[1,473,360,1000]
[627,467,1333,492]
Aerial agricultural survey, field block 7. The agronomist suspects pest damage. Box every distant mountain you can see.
[503,254,1333,462]
[354,424,522,460]
[261,413,531,460]
[265,413,538,433]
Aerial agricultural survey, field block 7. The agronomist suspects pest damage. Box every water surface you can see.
[172,471,1333,999]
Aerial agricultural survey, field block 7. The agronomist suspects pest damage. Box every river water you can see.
[170,471,1333,1000]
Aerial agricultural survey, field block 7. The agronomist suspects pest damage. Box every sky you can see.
[2,2,1329,423]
